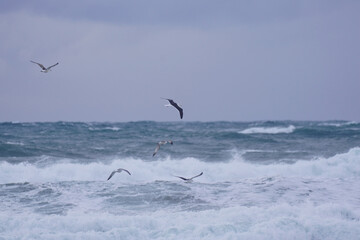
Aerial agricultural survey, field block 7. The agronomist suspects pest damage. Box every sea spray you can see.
[1,121,360,239]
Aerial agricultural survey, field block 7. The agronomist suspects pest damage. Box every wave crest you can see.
[1,147,359,184]
[240,125,296,134]
[1,203,360,240]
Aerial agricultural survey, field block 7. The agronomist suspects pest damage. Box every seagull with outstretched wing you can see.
[107,168,131,180]
[161,98,183,119]
[30,60,59,73]
[174,172,203,182]
[153,140,173,157]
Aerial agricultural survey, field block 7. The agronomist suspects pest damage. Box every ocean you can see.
[0,121,360,239]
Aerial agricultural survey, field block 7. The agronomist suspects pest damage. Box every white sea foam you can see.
[240,125,296,134]
[1,147,359,184]
[0,202,359,240]
[88,127,121,131]
[1,148,360,239]
[5,141,24,146]
[319,121,358,127]
[239,149,302,154]
[105,127,121,131]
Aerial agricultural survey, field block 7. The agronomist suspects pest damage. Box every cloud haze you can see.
[1,1,359,122]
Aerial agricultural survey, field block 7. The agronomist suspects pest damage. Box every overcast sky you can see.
[1,0,359,122]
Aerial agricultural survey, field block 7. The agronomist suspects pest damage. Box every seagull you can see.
[30,60,59,73]
[153,140,173,157]
[161,98,183,119]
[107,168,131,180]
[174,172,203,183]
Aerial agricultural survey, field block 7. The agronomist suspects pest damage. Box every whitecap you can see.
[239,125,296,134]
[88,127,121,131]
[319,121,358,127]
[1,203,359,239]
[5,141,24,146]
[1,147,359,184]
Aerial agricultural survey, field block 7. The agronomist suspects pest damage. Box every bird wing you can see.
[177,107,183,119]
[174,176,189,181]
[119,168,131,175]
[189,172,203,180]
[107,171,116,180]
[47,62,59,70]
[30,60,46,70]
[153,143,160,156]
[169,101,183,119]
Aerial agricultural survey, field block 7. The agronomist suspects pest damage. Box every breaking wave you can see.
[1,203,359,240]
[240,125,296,134]
[1,147,359,184]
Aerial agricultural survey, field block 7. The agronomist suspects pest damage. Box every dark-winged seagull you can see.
[153,140,173,157]
[107,168,131,180]
[174,172,203,182]
[30,60,59,73]
[162,98,183,119]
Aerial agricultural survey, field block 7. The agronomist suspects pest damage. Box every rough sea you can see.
[1,121,360,239]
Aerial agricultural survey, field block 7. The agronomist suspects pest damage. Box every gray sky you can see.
[1,0,359,122]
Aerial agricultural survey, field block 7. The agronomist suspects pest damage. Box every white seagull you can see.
[161,98,183,119]
[174,172,203,183]
[107,168,131,180]
[30,60,59,73]
[153,140,173,157]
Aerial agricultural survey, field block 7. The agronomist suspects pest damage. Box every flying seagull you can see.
[30,60,59,73]
[174,172,203,182]
[153,140,173,157]
[161,98,183,119]
[107,168,131,180]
